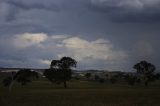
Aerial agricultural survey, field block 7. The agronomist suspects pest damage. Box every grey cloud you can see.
[0,0,160,70]
[0,33,70,68]
[89,0,160,22]
[0,0,63,22]
[6,0,61,11]
[2,0,90,21]
[0,2,18,22]
[0,33,129,70]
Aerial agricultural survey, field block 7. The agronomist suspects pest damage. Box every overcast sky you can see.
[0,0,160,71]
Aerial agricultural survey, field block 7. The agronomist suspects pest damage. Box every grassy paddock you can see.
[0,79,160,106]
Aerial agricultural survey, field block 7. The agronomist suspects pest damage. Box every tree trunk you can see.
[9,72,15,92]
[9,81,14,92]
[64,81,67,88]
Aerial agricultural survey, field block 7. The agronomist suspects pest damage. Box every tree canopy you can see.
[44,56,77,88]
[3,69,39,91]
[133,60,156,86]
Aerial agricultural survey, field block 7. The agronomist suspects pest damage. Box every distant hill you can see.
[0,68,46,72]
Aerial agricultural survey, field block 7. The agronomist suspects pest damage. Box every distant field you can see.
[0,78,160,106]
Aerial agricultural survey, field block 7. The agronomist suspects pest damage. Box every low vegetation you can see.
[0,79,160,106]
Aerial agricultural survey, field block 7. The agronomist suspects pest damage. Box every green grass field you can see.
[0,78,160,106]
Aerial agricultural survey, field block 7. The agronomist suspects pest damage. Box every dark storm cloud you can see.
[0,0,160,70]
[2,0,160,23]
[6,0,61,11]
[90,0,160,22]
[0,0,89,22]
[0,0,62,22]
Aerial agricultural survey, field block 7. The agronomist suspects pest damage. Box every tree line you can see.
[84,61,160,86]
[1,57,160,91]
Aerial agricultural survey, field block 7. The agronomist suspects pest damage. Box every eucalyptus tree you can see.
[44,57,77,88]
[85,73,91,80]
[133,60,156,86]
[3,69,38,91]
